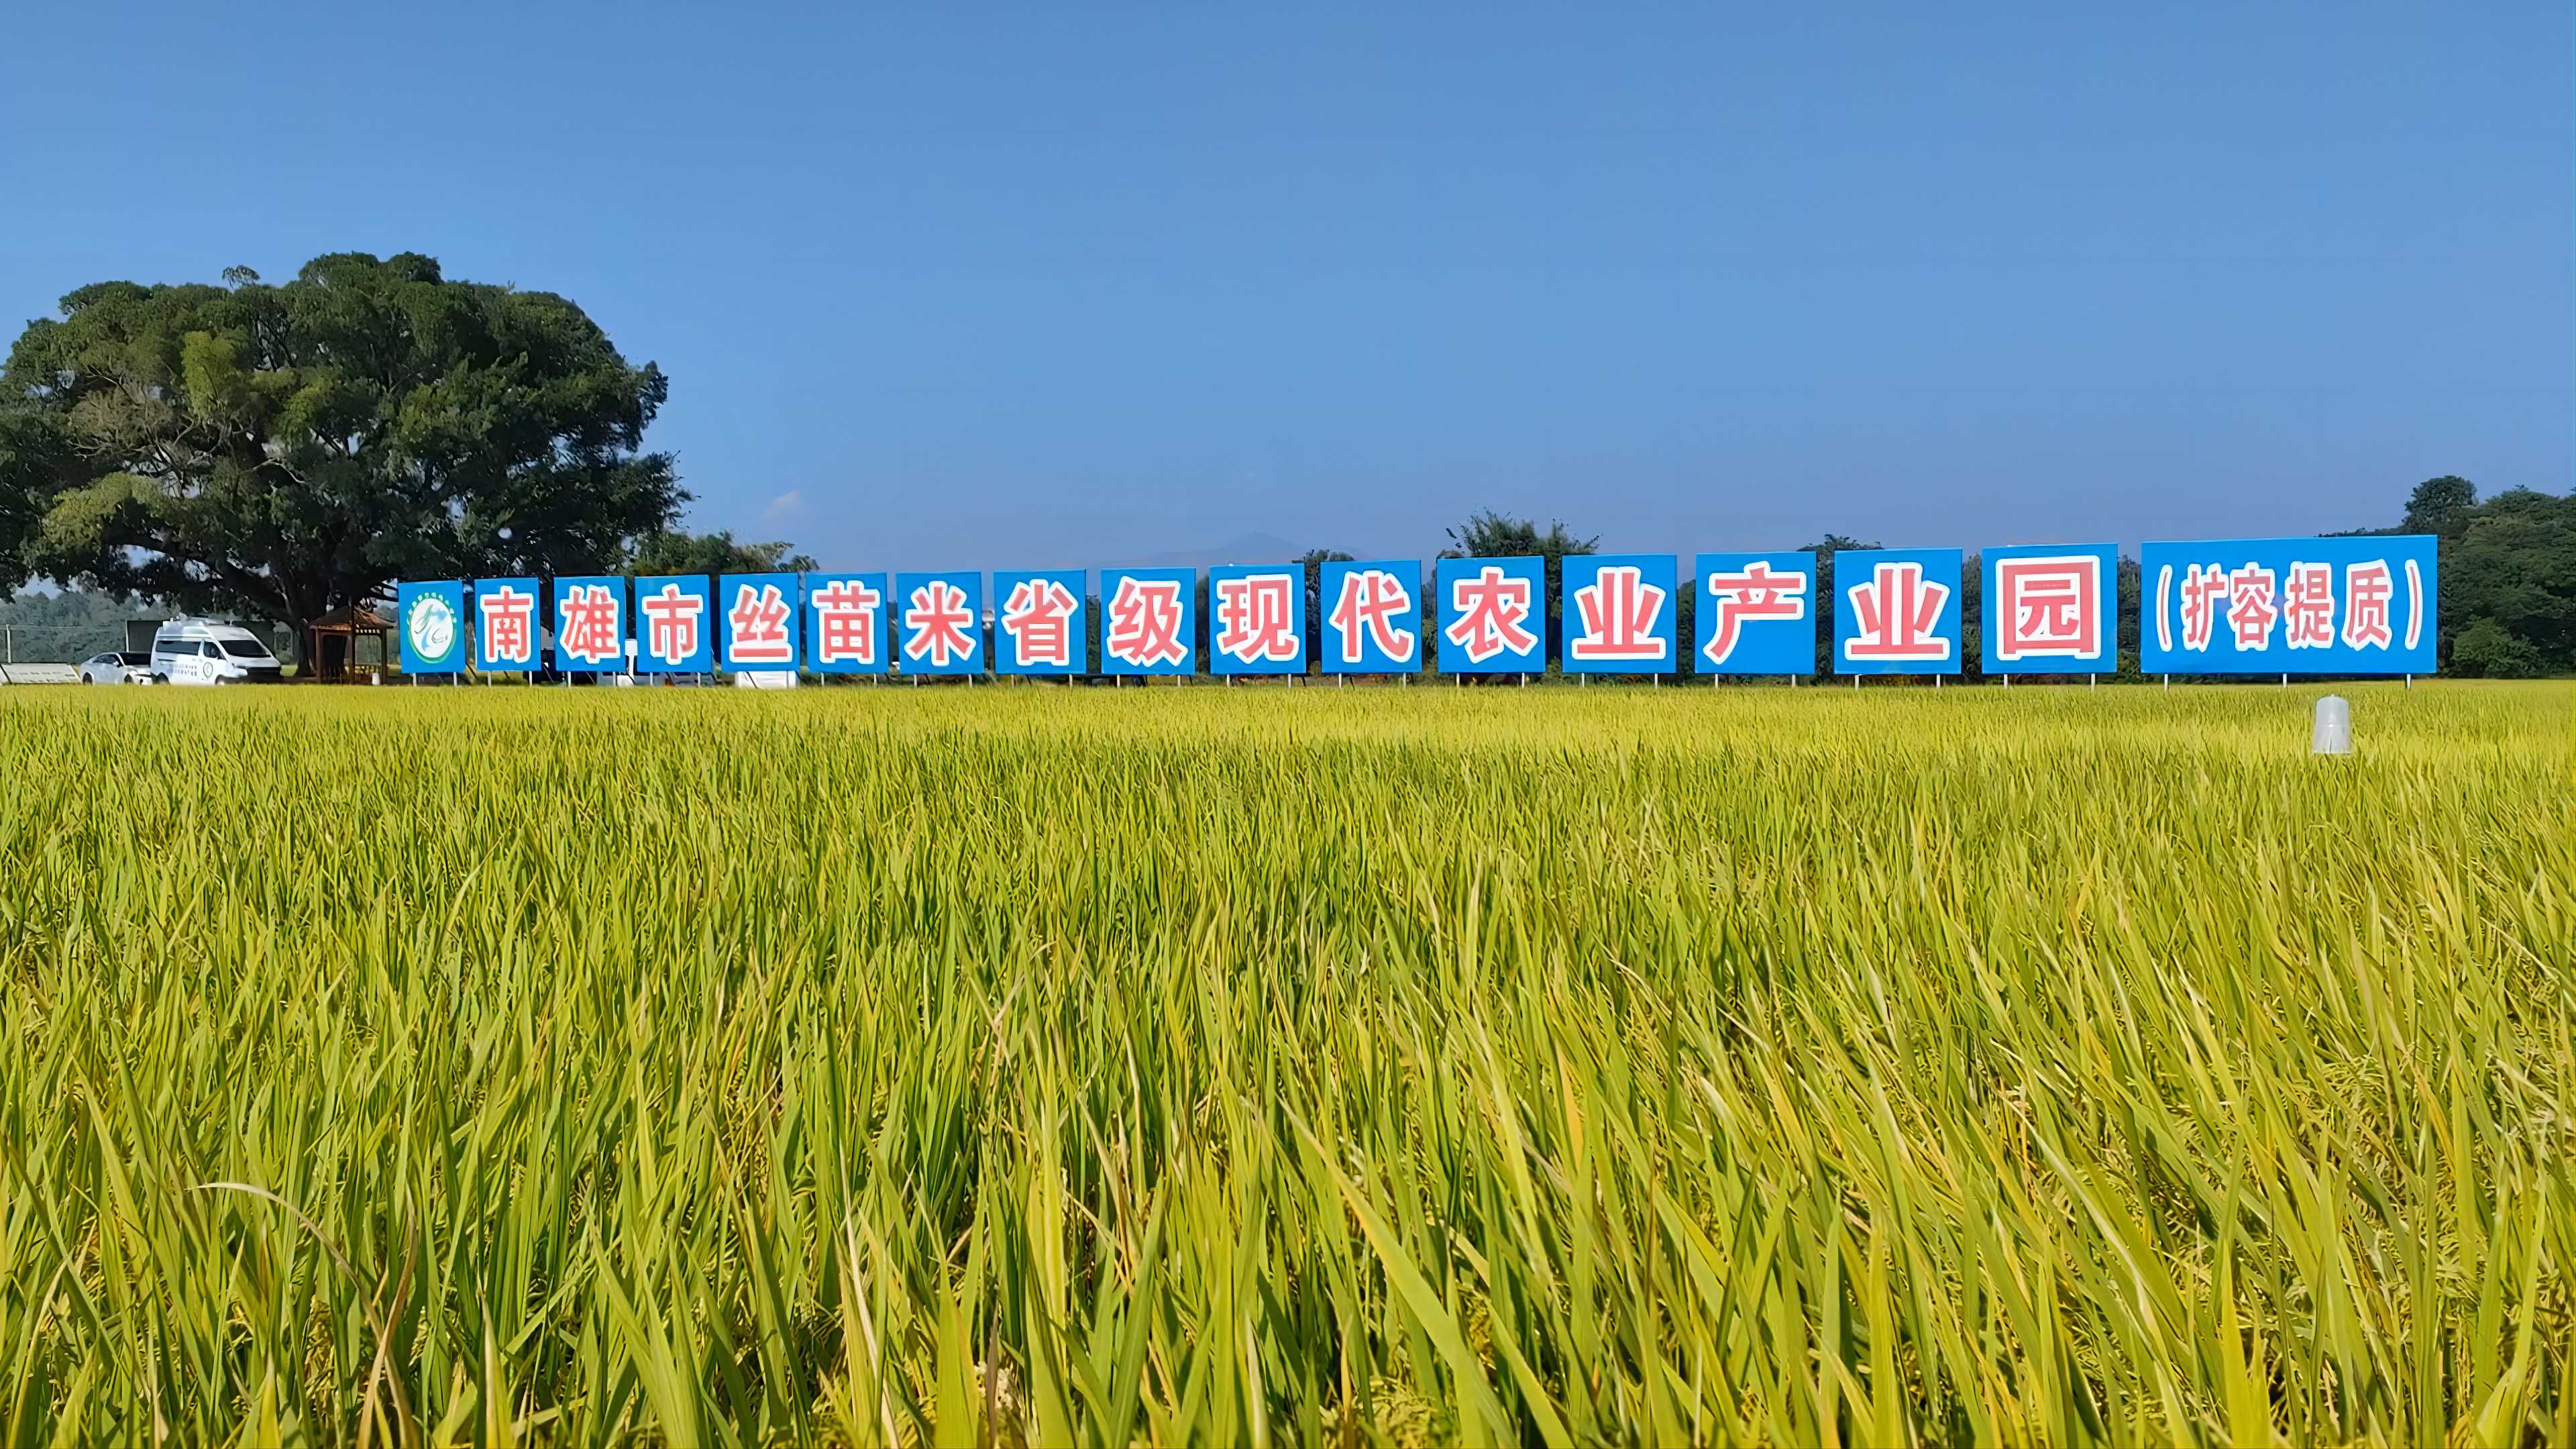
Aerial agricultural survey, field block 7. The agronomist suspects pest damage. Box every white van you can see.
[151,618,285,685]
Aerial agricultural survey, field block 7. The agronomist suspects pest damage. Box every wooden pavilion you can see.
[305,602,394,681]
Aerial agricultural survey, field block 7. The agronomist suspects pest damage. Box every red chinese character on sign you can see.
[639,582,705,665]
[1568,566,1669,663]
[810,579,881,665]
[903,580,977,667]
[1701,561,1807,667]
[1002,578,1079,667]
[1106,576,1190,667]
[478,584,535,664]
[726,582,794,663]
[1329,568,1417,664]
[1444,566,1537,665]
[2281,562,2335,649]
[1214,572,1302,665]
[557,584,622,666]
[1992,555,2099,663]
[1842,561,1950,662]
[2341,560,2394,649]
[2179,562,2229,652]
[2226,564,2277,650]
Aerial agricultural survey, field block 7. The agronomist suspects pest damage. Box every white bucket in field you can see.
[2311,695,2352,755]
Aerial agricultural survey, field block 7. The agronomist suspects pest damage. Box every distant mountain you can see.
[0,586,167,663]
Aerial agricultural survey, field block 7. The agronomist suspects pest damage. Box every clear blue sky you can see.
[4,3,2567,571]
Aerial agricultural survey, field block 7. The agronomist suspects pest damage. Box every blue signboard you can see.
[633,574,715,674]
[1833,548,1963,676]
[1435,557,1546,674]
[895,570,984,676]
[1561,554,1677,674]
[718,572,802,672]
[2140,535,2436,676]
[803,572,890,675]
[1208,564,1308,675]
[1693,552,1814,676]
[396,580,467,675]
[472,577,544,672]
[1320,559,1422,674]
[1980,545,2118,676]
[994,569,1088,676]
[1099,568,1197,676]
[551,575,629,673]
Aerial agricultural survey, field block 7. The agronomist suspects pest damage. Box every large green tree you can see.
[1441,510,1597,657]
[2355,476,2575,676]
[2434,484,2575,675]
[0,409,83,594]
[1441,508,1597,601]
[1,253,684,630]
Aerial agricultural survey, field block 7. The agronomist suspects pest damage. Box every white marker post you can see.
[2312,694,2353,756]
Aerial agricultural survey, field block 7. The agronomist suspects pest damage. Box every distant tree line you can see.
[2350,476,2573,678]
[1409,477,2570,679]
[3,258,2563,677]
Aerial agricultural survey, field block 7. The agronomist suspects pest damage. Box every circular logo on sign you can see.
[407,592,458,663]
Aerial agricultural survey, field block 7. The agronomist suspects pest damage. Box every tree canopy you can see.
[2388,478,2575,676]
[0,253,684,628]
[1440,510,1599,635]
[627,530,818,577]
[1441,509,1597,564]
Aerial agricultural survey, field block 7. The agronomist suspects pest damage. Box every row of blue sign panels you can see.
[396,536,2439,679]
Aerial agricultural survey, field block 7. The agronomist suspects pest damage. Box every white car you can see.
[150,619,285,684]
[80,651,158,684]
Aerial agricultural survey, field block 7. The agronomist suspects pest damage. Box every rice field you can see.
[1,681,2569,1447]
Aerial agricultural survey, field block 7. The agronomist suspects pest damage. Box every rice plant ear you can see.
[15,677,2543,1446]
